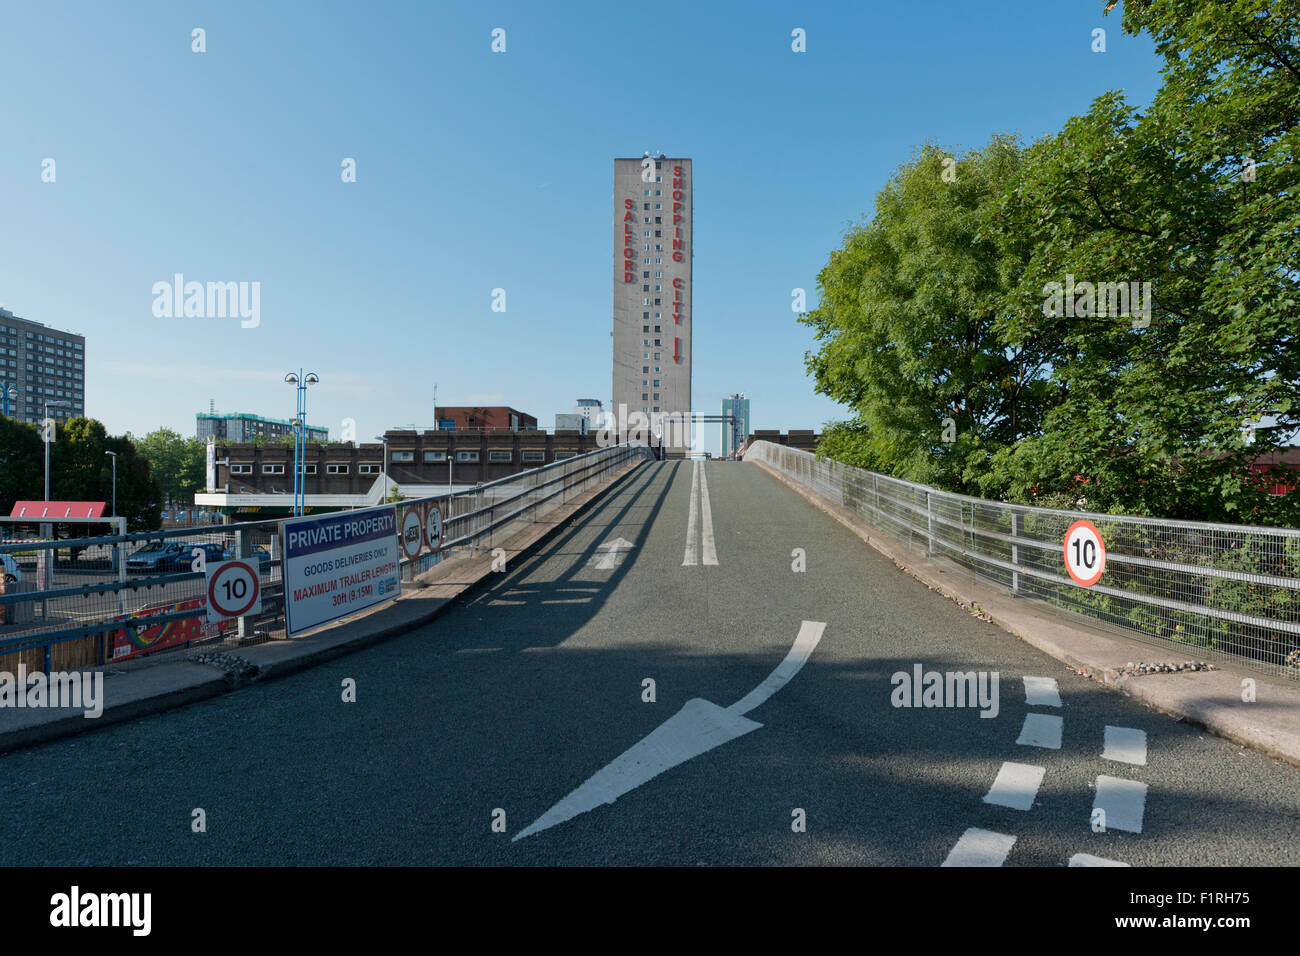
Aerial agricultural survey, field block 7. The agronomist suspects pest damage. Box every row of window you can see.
[229,449,557,475]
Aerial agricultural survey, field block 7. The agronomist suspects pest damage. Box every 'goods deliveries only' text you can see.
[294,560,398,602]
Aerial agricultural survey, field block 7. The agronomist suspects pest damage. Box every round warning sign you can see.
[207,560,261,619]
[425,503,443,553]
[399,506,424,560]
[1064,520,1106,587]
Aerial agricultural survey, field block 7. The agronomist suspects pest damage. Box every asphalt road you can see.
[1,459,1297,865]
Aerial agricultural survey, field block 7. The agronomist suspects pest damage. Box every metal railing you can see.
[0,443,650,672]
[745,441,1300,679]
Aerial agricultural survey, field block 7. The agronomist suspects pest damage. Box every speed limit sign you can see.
[206,560,262,621]
[1064,520,1106,588]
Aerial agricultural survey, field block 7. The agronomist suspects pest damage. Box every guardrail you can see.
[744,440,1300,680]
[0,443,650,672]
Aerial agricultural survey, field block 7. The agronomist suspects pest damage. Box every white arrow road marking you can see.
[982,761,1045,811]
[1022,676,1062,708]
[1102,726,1147,766]
[513,620,826,842]
[589,537,635,570]
[1068,853,1130,867]
[682,462,701,566]
[942,828,1017,867]
[1093,775,1147,833]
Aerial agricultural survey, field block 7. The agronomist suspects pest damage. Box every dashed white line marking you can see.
[983,761,1046,811]
[682,462,700,567]
[1016,713,1063,749]
[1093,775,1148,833]
[1022,676,1062,708]
[1102,725,1148,766]
[698,462,718,566]
[942,828,1017,867]
[1069,853,1130,867]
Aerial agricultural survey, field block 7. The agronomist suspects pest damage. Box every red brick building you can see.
[435,406,536,432]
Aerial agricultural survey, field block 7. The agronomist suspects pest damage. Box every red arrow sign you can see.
[673,338,681,363]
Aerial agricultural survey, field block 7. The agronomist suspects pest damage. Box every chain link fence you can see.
[745,440,1300,680]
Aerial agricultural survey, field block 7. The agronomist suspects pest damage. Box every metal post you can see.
[235,528,247,641]
[116,517,127,615]
[926,491,936,556]
[1011,509,1022,595]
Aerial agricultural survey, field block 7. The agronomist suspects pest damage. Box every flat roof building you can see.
[197,411,328,444]
[613,154,692,453]
[0,307,85,425]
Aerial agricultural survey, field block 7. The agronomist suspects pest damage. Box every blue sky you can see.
[0,1,1161,454]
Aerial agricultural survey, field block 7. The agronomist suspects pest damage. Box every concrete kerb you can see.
[0,458,648,755]
[750,459,1300,769]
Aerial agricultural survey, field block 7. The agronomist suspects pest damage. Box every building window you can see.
[642,366,649,373]
[643,203,649,210]
[642,393,648,401]
[489,450,512,462]
[303,464,317,475]
[262,464,285,475]
[423,450,447,462]
[390,450,414,462]
[230,464,252,475]
[359,464,381,474]
[456,450,479,462]
[522,450,546,462]
[327,464,349,475]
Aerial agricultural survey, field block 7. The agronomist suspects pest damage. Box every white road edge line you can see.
[1016,713,1063,750]
[1069,853,1130,867]
[728,621,826,716]
[1102,725,1148,766]
[699,460,718,566]
[942,828,1017,867]
[1093,775,1148,833]
[1023,676,1062,708]
[682,461,700,567]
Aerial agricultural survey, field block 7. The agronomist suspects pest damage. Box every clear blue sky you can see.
[0,0,1160,454]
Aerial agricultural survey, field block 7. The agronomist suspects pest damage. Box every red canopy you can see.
[9,501,106,519]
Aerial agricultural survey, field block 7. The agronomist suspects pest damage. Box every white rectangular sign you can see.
[282,505,401,636]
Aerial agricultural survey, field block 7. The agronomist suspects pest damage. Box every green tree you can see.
[0,417,44,516]
[800,136,1054,492]
[51,418,161,531]
[134,428,205,508]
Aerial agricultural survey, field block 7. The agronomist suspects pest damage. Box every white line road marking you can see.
[698,462,718,566]
[1102,726,1148,766]
[1016,713,1063,749]
[942,828,1017,867]
[728,621,826,716]
[983,762,1046,811]
[682,462,700,566]
[589,537,635,570]
[513,621,825,842]
[1093,775,1148,833]
[1023,676,1062,708]
[1069,853,1130,867]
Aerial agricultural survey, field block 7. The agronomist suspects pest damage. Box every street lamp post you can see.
[284,371,319,517]
[43,400,70,501]
[374,435,389,502]
[104,450,118,517]
[1,382,16,418]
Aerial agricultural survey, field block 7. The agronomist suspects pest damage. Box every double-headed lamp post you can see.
[43,400,70,501]
[104,450,118,517]
[284,371,319,517]
[1,382,17,418]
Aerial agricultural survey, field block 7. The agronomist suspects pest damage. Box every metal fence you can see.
[745,440,1300,680]
[0,443,649,673]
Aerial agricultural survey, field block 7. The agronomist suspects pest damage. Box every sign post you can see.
[1064,519,1107,588]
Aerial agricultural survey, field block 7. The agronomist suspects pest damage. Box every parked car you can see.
[1,554,22,585]
[160,542,232,572]
[126,541,189,573]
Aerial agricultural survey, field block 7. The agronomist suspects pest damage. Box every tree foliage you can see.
[802,0,1300,525]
